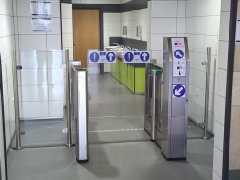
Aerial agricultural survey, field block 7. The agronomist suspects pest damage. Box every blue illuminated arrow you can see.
[142,53,147,61]
[173,85,185,97]
[176,51,183,58]
[108,53,114,61]
[175,86,184,96]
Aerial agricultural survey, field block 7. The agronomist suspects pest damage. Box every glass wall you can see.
[16,50,65,147]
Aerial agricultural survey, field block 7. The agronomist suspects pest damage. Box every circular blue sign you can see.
[90,52,100,62]
[173,85,185,97]
[140,52,150,62]
[106,52,116,62]
[174,50,184,59]
[124,52,134,62]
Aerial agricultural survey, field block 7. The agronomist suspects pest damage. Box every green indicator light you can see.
[151,68,163,72]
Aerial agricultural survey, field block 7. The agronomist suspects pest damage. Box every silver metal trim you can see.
[144,63,163,142]
[88,76,91,100]
[202,47,211,140]
[12,50,22,150]
[151,71,159,141]
[75,69,89,162]
[65,49,74,147]
[147,75,153,99]
[161,37,189,159]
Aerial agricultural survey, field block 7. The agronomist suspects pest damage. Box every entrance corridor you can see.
[7,74,213,180]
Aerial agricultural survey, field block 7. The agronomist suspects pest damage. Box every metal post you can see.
[70,61,81,132]
[144,64,149,116]
[12,51,22,150]
[151,71,156,141]
[161,37,189,160]
[75,68,89,163]
[202,47,211,140]
[65,49,73,147]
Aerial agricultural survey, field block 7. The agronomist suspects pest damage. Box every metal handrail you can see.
[202,47,211,140]
[12,51,22,150]
[65,49,73,147]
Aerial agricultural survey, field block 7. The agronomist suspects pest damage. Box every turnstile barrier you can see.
[144,64,163,142]
[144,37,190,161]
[161,37,189,160]
[71,65,89,163]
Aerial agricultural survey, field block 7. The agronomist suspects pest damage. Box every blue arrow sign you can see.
[174,50,184,59]
[140,52,150,62]
[124,52,134,62]
[106,52,116,62]
[173,85,185,97]
[90,52,100,62]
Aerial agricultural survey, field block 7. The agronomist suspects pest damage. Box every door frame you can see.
[222,0,238,179]
[72,5,104,74]
[0,53,8,180]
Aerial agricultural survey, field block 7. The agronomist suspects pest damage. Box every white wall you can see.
[0,0,15,150]
[61,3,73,104]
[0,0,64,178]
[104,9,149,72]
[148,0,186,65]
[104,13,121,72]
[0,0,15,179]
[146,2,228,179]
[13,0,63,119]
[185,0,221,132]
[104,13,121,48]
[120,9,148,41]
[212,0,231,179]
[13,0,62,51]
[62,3,73,60]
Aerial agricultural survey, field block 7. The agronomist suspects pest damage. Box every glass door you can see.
[14,50,66,147]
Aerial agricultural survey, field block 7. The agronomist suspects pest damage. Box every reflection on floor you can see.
[20,119,66,147]
[9,119,66,149]
[7,139,213,180]
[88,74,207,143]
[7,74,214,180]
[89,74,145,117]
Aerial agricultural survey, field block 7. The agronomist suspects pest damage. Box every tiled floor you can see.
[7,74,214,180]
[7,139,213,180]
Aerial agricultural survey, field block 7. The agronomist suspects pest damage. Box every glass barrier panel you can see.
[15,50,65,147]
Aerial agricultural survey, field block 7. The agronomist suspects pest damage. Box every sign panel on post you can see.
[172,84,185,98]
[174,50,184,59]
[30,0,52,32]
[123,51,150,63]
[88,51,116,63]
[31,18,52,32]
[30,0,51,17]
[171,38,186,77]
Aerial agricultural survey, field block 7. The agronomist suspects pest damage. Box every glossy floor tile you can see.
[88,74,207,143]
[7,139,213,180]
[89,74,144,117]
[10,119,66,148]
[14,74,207,146]
[7,74,214,180]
